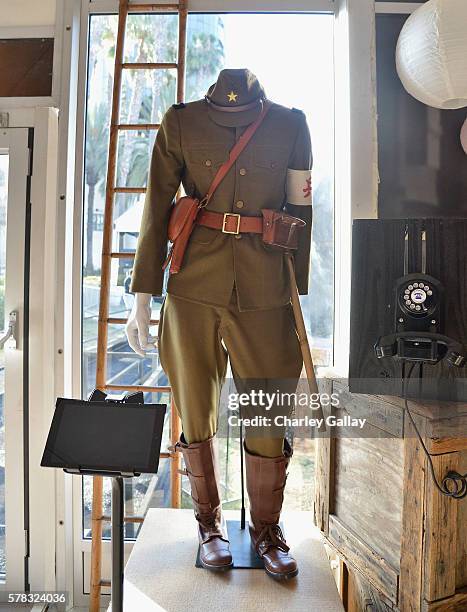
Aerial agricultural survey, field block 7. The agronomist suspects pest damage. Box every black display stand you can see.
[111,475,125,612]
[66,468,135,612]
[41,390,166,612]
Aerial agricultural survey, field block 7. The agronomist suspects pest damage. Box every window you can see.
[81,11,334,537]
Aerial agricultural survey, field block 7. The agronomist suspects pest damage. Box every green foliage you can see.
[85,103,110,197]
[85,14,225,241]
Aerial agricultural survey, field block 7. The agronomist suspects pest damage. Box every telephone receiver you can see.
[374,227,466,367]
[375,331,466,367]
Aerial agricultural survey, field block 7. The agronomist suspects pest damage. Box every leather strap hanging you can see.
[164,99,273,274]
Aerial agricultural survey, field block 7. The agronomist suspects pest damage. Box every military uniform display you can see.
[131,69,313,579]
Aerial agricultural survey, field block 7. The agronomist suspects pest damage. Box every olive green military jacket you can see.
[130,100,313,311]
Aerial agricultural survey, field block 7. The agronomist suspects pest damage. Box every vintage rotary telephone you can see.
[375,229,466,368]
[374,227,467,499]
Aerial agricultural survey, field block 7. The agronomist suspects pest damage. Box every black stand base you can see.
[195,520,264,569]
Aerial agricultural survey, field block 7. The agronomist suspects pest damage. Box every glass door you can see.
[0,128,30,591]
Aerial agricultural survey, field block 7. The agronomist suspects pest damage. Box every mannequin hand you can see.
[125,292,157,357]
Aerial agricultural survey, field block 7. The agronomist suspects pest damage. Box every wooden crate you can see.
[315,379,467,611]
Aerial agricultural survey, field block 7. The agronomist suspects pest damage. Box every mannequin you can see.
[126,68,313,580]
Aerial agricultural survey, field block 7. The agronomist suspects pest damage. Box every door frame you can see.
[0,127,29,592]
[0,109,61,598]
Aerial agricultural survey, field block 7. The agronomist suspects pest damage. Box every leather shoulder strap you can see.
[202,100,273,205]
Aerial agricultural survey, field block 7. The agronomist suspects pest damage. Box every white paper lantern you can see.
[461,117,467,154]
[396,0,467,109]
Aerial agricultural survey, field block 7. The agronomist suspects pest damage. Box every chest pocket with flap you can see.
[185,145,228,169]
[253,145,288,173]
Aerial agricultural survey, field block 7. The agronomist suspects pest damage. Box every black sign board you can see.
[41,396,166,476]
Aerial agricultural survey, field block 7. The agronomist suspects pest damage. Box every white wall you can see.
[0,0,56,27]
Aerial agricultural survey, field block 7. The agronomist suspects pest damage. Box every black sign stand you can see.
[112,475,125,612]
[64,467,138,612]
[41,390,166,612]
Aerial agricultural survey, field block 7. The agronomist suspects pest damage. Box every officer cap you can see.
[205,68,267,128]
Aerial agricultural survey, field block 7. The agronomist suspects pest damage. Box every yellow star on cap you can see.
[227,90,238,103]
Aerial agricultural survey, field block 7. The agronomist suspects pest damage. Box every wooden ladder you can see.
[90,1,188,610]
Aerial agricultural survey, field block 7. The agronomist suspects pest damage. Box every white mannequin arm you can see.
[125,292,156,357]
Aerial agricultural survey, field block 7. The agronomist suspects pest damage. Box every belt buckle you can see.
[222,213,241,235]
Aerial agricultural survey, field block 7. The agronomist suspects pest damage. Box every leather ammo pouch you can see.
[261,209,306,250]
[163,195,200,274]
[162,99,273,275]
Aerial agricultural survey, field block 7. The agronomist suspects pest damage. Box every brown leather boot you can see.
[245,440,298,580]
[174,434,233,571]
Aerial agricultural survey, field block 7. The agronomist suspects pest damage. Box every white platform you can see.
[114,508,344,612]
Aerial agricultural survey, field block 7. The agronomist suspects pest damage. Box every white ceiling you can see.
[0,0,56,27]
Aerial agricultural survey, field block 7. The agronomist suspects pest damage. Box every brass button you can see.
[236,200,245,209]
[239,168,247,176]
[234,234,242,240]
[205,159,212,167]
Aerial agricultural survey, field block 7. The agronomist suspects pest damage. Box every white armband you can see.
[286,169,312,206]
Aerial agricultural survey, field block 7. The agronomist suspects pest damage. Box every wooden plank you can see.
[314,435,334,533]
[333,433,403,571]
[347,562,395,612]
[122,62,178,69]
[328,515,399,602]
[90,476,104,611]
[107,317,159,325]
[426,412,467,453]
[424,453,458,602]
[128,3,181,11]
[399,412,426,612]
[110,252,136,258]
[333,380,404,438]
[104,384,171,393]
[383,396,466,421]
[422,588,467,612]
[375,394,466,424]
[314,378,334,533]
[339,558,348,607]
[177,0,188,104]
[428,437,467,454]
[102,515,144,524]
[118,123,160,130]
[113,187,146,193]
[456,451,467,589]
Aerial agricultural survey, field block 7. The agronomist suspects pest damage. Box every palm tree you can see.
[124,18,225,188]
[186,30,225,101]
[85,104,109,275]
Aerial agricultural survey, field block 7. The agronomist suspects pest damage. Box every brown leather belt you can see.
[196,210,263,235]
